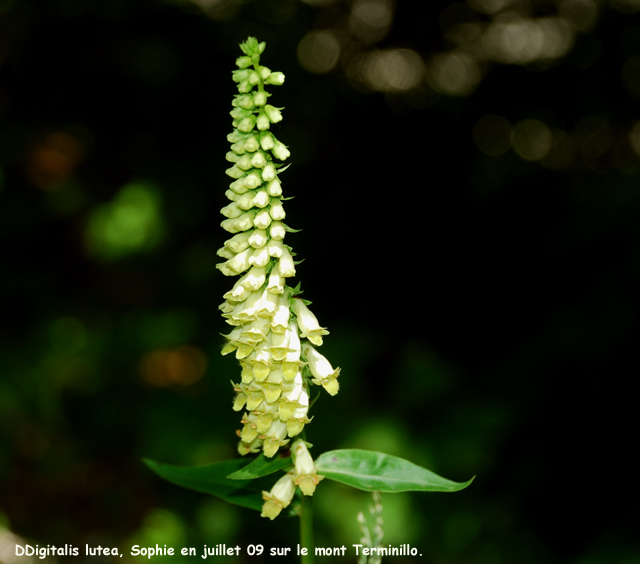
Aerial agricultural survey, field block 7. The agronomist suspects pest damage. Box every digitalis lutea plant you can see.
[217,37,340,463]
[144,37,472,543]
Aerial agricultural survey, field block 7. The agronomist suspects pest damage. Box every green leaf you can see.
[315,450,474,493]
[143,458,272,511]
[227,453,292,480]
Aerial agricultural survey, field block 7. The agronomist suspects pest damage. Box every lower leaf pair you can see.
[144,448,474,516]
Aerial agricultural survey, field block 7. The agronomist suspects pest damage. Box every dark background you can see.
[0,0,638,563]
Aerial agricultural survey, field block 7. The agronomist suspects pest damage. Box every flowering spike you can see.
[219,38,340,463]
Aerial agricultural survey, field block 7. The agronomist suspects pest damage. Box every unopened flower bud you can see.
[217,246,234,260]
[248,70,260,85]
[265,72,285,85]
[248,228,269,248]
[251,151,267,168]
[236,55,252,69]
[269,221,286,240]
[230,142,245,155]
[225,165,244,179]
[224,231,252,253]
[217,247,253,276]
[267,262,285,294]
[259,66,271,80]
[236,154,252,170]
[243,135,260,152]
[230,107,252,120]
[232,69,250,83]
[253,208,273,230]
[237,116,256,133]
[242,266,267,290]
[278,246,296,277]
[269,200,286,220]
[257,112,271,131]
[262,164,277,182]
[249,245,270,268]
[243,172,262,190]
[236,193,254,210]
[253,91,267,106]
[267,179,282,196]
[264,105,283,123]
[252,189,270,208]
[228,130,245,143]
[267,238,284,258]
[272,141,290,161]
[221,211,254,233]
[260,131,275,150]
[229,178,248,194]
[238,95,254,110]
[221,201,242,219]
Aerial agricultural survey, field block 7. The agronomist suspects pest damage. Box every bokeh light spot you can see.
[360,48,425,92]
[513,119,552,161]
[140,345,208,388]
[349,0,395,43]
[428,51,481,96]
[484,18,544,64]
[127,508,187,551]
[25,130,88,191]
[297,30,341,74]
[85,181,164,260]
[348,48,426,92]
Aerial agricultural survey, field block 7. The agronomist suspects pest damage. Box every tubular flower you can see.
[261,473,296,520]
[260,440,324,517]
[292,439,325,496]
[218,37,340,459]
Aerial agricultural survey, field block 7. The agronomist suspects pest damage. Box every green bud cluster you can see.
[218,38,340,459]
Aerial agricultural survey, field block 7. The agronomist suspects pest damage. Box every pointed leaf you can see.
[315,450,474,493]
[143,458,270,511]
[227,453,292,480]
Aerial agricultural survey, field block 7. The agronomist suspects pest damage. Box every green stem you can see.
[299,493,315,564]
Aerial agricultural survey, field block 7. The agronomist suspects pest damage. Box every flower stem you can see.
[299,493,315,564]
